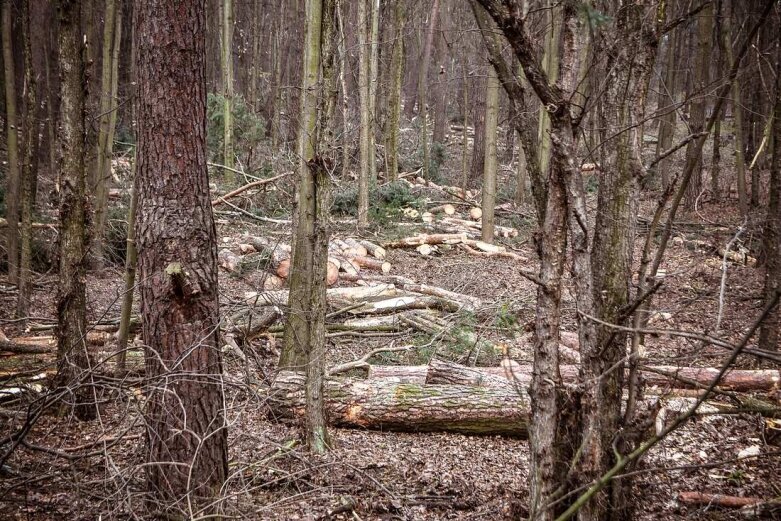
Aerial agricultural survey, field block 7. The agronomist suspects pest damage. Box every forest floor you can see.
[2,185,779,520]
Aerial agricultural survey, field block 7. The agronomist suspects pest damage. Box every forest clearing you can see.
[1,0,781,520]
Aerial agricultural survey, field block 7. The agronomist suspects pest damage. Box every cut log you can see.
[348,255,392,274]
[368,363,781,392]
[276,258,291,279]
[0,340,51,355]
[677,492,762,509]
[245,283,397,307]
[326,260,340,286]
[218,249,242,272]
[468,207,482,220]
[429,204,457,215]
[358,239,386,260]
[383,233,469,249]
[441,217,518,238]
[400,283,481,311]
[348,295,462,315]
[246,236,291,268]
[460,243,527,262]
[416,244,435,256]
[269,371,529,437]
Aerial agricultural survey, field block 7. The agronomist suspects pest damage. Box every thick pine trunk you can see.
[135,0,227,512]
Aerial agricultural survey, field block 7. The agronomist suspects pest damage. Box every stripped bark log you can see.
[269,371,529,437]
[358,239,386,259]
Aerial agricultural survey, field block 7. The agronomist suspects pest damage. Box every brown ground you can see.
[1,129,780,519]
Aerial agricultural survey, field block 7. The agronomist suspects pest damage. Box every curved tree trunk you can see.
[135,0,227,512]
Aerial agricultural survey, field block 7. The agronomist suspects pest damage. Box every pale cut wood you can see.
[429,204,457,215]
[245,283,398,307]
[358,239,386,259]
[348,255,391,274]
[383,232,469,248]
[469,207,482,220]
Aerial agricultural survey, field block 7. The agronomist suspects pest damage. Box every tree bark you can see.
[385,0,404,181]
[221,0,234,169]
[357,0,370,226]
[723,2,748,217]
[16,0,36,322]
[683,2,713,209]
[481,65,498,243]
[53,0,94,422]
[759,44,781,354]
[2,0,20,285]
[135,0,227,512]
[280,0,338,453]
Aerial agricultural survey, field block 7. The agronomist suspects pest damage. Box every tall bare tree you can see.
[135,0,227,512]
[2,0,20,285]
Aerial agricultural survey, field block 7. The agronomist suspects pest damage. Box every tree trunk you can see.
[116,156,138,375]
[367,0,379,182]
[92,0,117,267]
[385,0,404,181]
[418,0,440,180]
[53,0,94,422]
[758,45,781,354]
[432,2,448,145]
[269,371,530,437]
[280,0,338,453]
[357,0,370,226]
[655,28,678,190]
[481,65,498,243]
[537,0,560,179]
[469,71,486,181]
[222,0,234,169]
[723,3,748,217]
[683,2,713,209]
[135,0,227,512]
[2,0,20,285]
[16,0,36,322]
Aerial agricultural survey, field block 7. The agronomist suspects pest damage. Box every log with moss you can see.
[269,371,529,437]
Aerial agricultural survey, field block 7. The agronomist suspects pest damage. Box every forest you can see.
[1,0,780,519]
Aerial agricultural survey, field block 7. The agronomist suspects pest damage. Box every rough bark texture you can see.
[54,0,94,422]
[683,2,712,209]
[16,0,36,321]
[270,371,529,437]
[759,46,781,354]
[2,0,20,285]
[134,0,227,512]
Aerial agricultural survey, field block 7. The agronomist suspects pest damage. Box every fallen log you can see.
[211,171,292,206]
[677,492,762,509]
[383,233,469,249]
[368,363,781,392]
[245,283,397,307]
[349,255,391,274]
[0,341,51,355]
[429,204,457,215]
[358,239,386,259]
[348,295,463,315]
[269,371,529,437]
